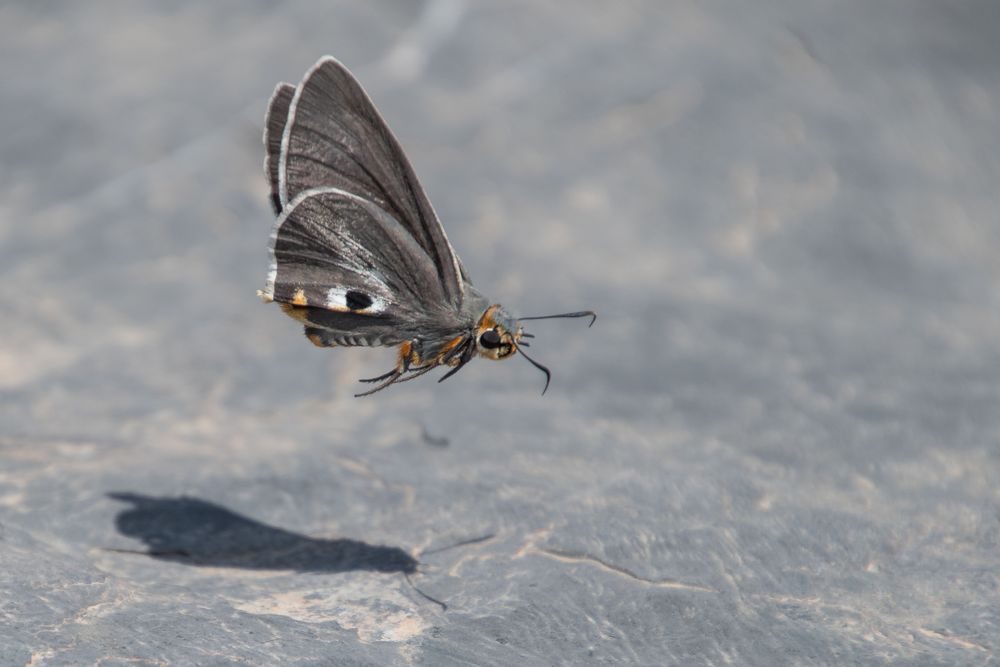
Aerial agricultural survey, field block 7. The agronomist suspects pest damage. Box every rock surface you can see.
[2,1,999,664]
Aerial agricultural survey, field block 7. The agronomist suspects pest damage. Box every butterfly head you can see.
[474,305,522,361]
[443,305,594,395]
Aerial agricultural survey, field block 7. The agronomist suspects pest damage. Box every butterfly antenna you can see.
[514,344,552,395]
[518,310,596,327]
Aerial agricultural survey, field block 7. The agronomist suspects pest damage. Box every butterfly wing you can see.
[277,56,466,306]
[263,83,295,215]
[261,187,464,348]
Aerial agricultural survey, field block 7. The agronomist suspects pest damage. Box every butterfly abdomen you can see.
[304,327,388,348]
[279,303,404,349]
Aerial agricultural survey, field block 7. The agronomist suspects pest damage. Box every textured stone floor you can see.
[2,1,999,665]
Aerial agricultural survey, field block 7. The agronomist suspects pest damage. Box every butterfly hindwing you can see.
[264,187,462,347]
[264,83,295,215]
[277,56,465,305]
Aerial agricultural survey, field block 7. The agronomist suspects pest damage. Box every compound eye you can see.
[479,329,502,349]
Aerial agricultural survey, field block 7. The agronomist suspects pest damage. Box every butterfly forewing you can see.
[278,57,465,305]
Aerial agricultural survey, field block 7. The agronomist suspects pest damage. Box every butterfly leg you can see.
[437,340,476,384]
[394,335,467,385]
[354,371,403,397]
[393,363,439,384]
[358,368,399,384]
[359,340,416,383]
[355,341,421,396]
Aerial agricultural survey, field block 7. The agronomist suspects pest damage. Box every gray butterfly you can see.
[259,56,594,397]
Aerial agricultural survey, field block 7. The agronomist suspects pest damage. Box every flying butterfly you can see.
[258,57,595,397]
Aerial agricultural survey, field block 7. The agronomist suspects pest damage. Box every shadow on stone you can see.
[108,492,416,574]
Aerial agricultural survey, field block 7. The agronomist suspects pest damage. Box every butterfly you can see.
[258,57,595,397]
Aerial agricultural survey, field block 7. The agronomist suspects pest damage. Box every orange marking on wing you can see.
[291,288,308,306]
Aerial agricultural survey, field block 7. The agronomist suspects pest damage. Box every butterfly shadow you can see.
[106,492,416,574]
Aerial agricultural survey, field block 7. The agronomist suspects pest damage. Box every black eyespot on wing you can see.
[479,329,502,349]
[346,290,374,311]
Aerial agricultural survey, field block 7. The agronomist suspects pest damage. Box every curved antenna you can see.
[515,344,552,395]
[518,310,596,327]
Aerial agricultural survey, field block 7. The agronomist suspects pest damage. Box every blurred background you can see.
[1,1,999,664]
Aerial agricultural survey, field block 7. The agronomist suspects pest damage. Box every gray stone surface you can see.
[2,1,999,664]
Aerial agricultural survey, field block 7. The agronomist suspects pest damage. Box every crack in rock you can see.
[536,548,716,593]
[918,628,989,653]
